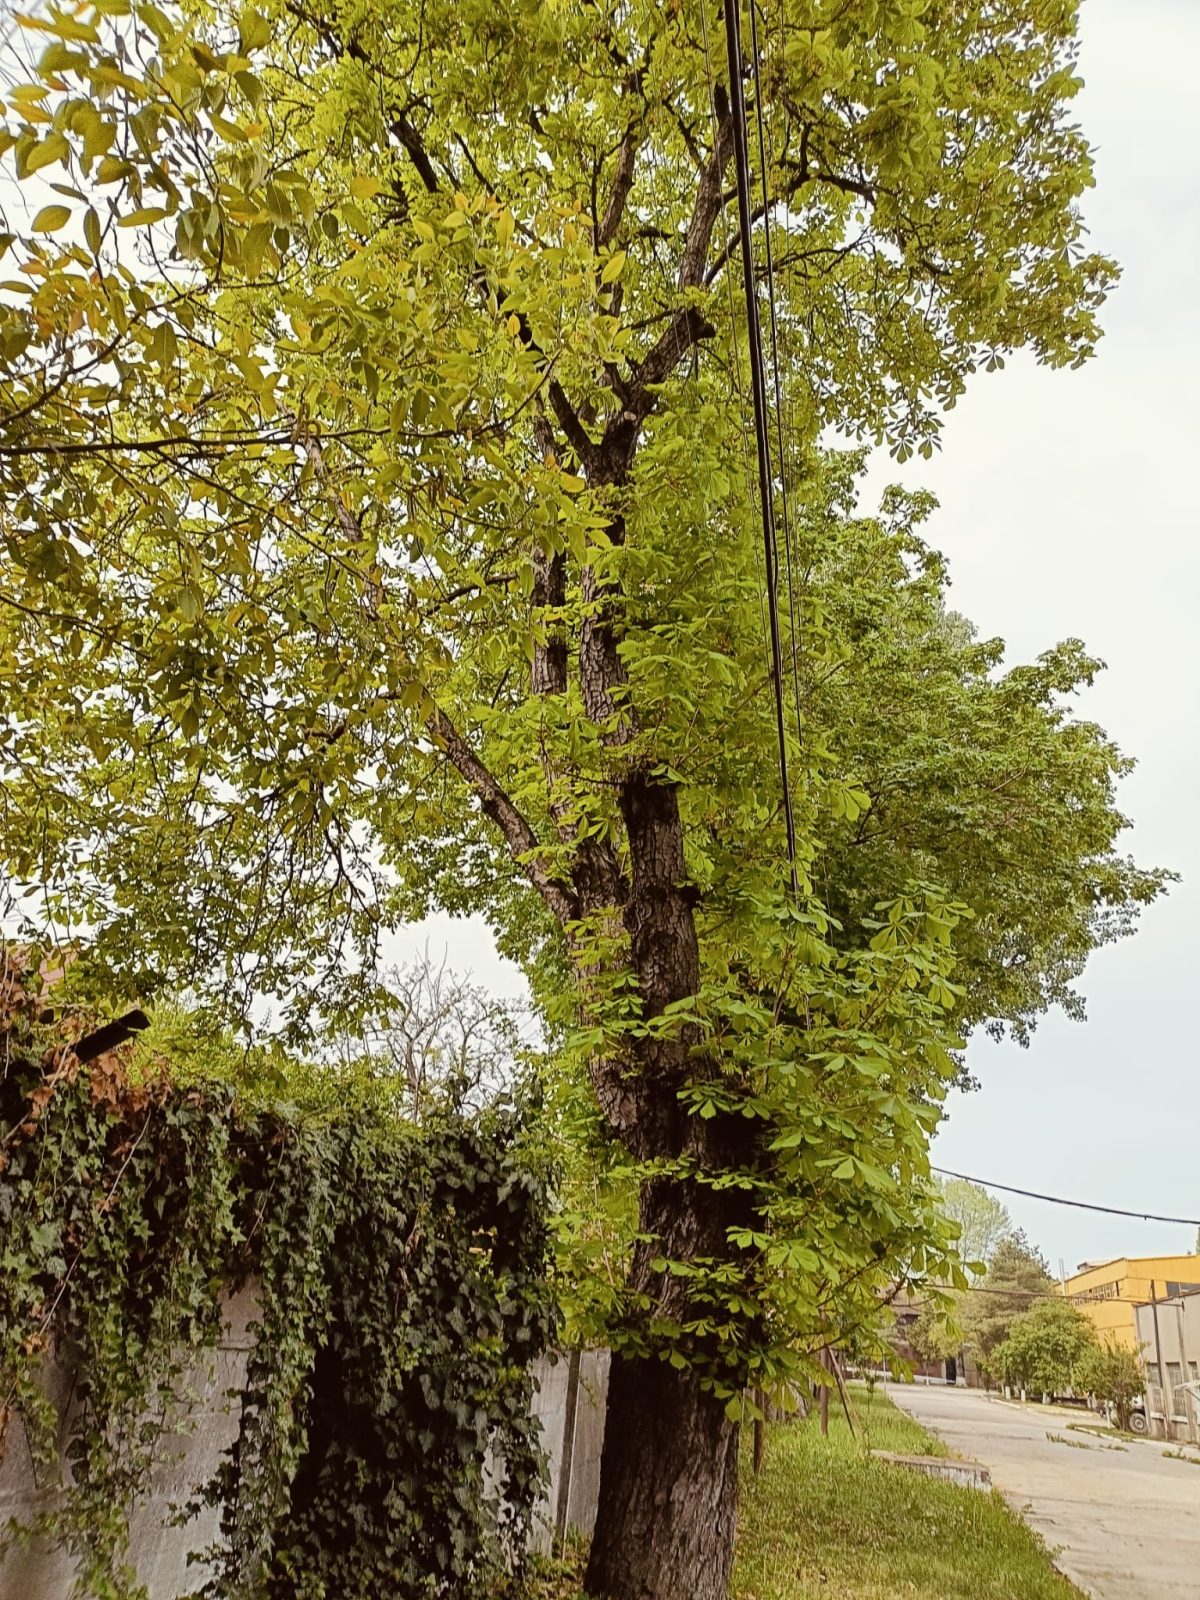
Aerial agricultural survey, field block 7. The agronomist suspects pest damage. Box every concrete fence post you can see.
[552,1347,582,1553]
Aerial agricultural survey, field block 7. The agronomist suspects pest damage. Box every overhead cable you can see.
[933,1167,1200,1229]
[721,0,799,892]
[746,0,804,756]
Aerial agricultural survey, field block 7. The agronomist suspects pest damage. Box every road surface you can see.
[888,1383,1200,1599]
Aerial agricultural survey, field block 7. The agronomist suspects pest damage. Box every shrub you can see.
[1075,1340,1145,1431]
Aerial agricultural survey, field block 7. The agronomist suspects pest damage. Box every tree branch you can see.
[547,378,598,469]
[391,110,442,194]
[427,707,577,924]
[677,107,735,291]
[597,127,639,248]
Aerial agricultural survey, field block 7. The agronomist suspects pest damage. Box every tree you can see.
[0,2,1166,1594]
[908,1295,964,1367]
[902,1179,1009,1363]
[354,949,531,1118]
[1076,1339,1145,1432]
[992,1298,1095,1398]
[935,1179,1011,1272]
[960,1232,1056,1378]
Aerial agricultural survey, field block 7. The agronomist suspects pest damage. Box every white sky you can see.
[858,0,1200,1275]
[388,0,1200,1276]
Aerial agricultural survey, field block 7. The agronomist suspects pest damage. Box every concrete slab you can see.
[873,1448,992,1490]
[888,1382,1200,1600]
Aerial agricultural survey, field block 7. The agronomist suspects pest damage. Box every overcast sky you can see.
[386,0,1200,1276]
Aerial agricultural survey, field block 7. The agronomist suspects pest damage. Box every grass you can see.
[506,1383,1083,1600]
[1046,1429,1126,1452]
[1066,1421,1143,1444]
[731,1384,1084,1600]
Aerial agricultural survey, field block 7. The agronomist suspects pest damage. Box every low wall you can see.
[0,1293,611,1599]
[872,1450,992,1491]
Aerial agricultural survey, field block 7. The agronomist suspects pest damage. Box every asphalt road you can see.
[888,1382,1200,1599]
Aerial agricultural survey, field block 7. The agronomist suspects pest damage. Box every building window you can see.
[1075,1281,1119,1303]
[1165,1282,1200,1298]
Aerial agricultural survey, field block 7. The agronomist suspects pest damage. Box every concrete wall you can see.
[529,1348,610,1554]
[0,1288,257,1600]
[0,1303,611,1599]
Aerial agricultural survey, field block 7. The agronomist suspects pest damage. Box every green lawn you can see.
[509,1383,1082,1600]
[732,1385,1083,1600]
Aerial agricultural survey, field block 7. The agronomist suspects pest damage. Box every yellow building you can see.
[1061,1256,1200,1349]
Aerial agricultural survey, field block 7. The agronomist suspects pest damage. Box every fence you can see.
[1142,1375,1200,1444]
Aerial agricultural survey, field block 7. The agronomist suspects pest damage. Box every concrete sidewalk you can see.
[888,1382,1200,1599]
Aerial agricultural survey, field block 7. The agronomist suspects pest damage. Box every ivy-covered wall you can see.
[0,952,555,1599]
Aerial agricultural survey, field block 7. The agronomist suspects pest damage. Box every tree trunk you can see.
[581,1100,753,1596]
[585,1353,740,1600]
[567,748,760,1596]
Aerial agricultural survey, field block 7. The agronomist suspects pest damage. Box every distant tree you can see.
[937,1179,1012,1271]
[355,949,529,1118]
[904,1180,1009,1364]
[961,1232,1054,1378]
[993,1299,1096,1397]
[909,1297,963,1366]
[1076,1340,1145,1432]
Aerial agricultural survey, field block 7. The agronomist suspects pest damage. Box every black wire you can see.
[722,0,799,893]
[699,0,770,663]
[746,0,804,760]
[933,1167,1200,1229]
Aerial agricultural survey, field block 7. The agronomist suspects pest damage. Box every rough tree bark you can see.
[588,1353,740,1600]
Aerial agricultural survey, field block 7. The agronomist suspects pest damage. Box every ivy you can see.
[0,952,555,1599]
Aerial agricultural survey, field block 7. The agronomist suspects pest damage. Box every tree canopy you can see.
[0,1,1167,1593]
[0,0,1137,1021]
[992,1297,1094,1397]
[960,1230,1056,1377]
[935,1178,1011,1269]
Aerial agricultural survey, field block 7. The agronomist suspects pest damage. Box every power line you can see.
[933,1166,1200,1229]
[934,1283,1143,1306]
[721,0,799,894]
[698,0,770,664]
[746,0,804,761]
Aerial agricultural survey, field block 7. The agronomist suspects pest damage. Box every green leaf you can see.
[25,133,70,173]
[31,204,71,233]
[600,249,626,283]
[118,207,170,227]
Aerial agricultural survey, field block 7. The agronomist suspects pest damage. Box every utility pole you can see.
[1150,1282,1166,1438]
